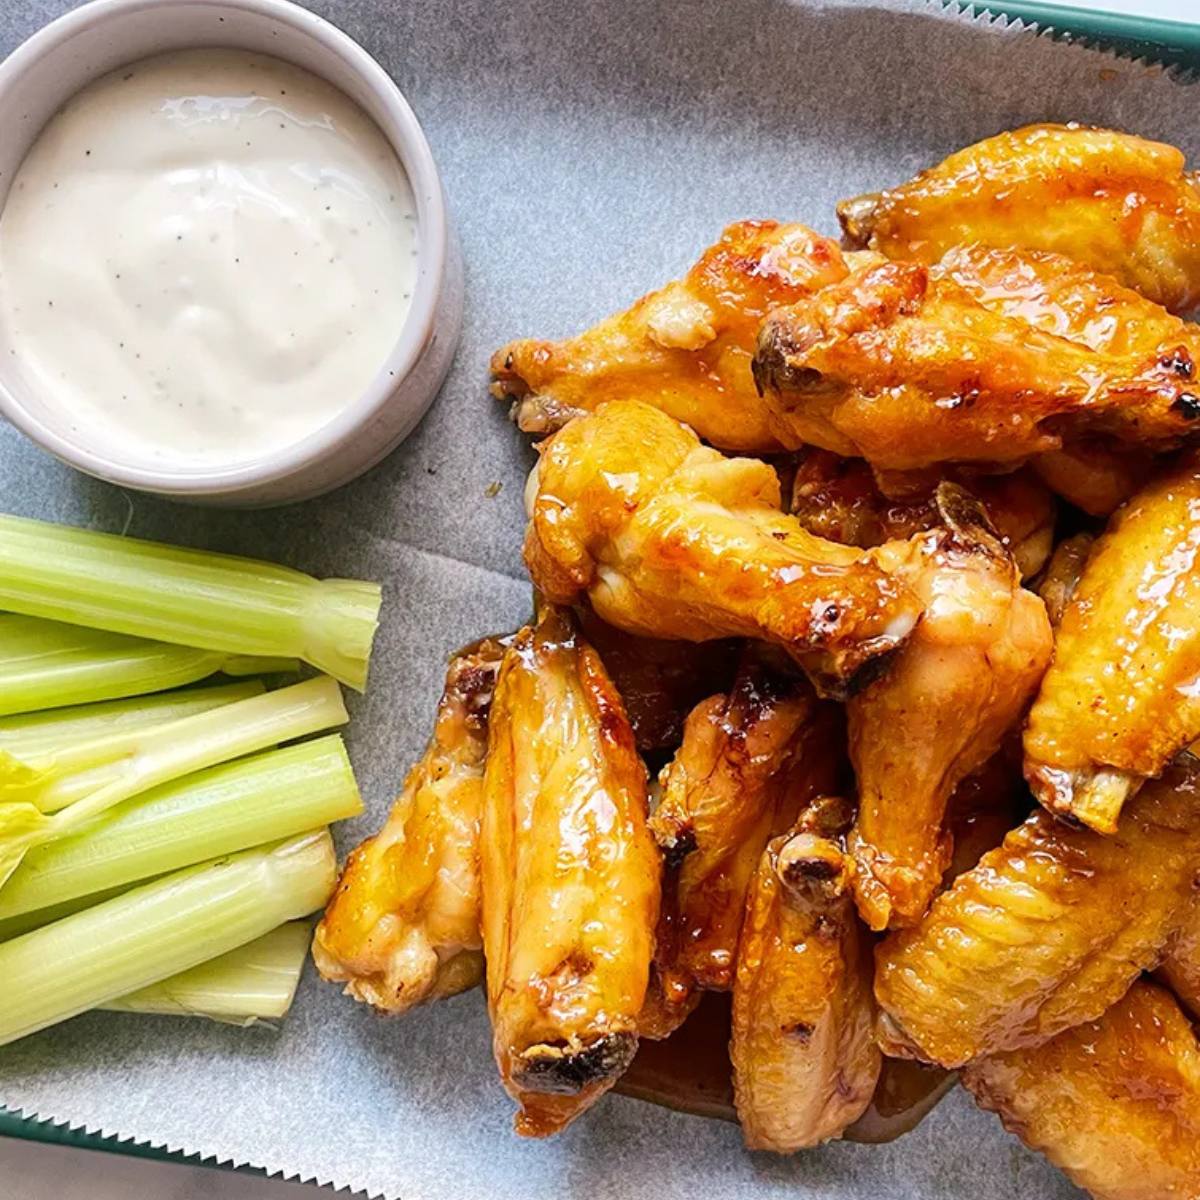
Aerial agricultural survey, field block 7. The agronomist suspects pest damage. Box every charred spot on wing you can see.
[515,1032,639,1095]
[781,1020,815,1043]
[1171,392,1200,421]
[1161,347,1195,379]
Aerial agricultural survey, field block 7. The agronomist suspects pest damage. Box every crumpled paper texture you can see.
[0,1,1193,1195]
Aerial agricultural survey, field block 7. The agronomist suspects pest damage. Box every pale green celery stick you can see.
[0,676,348,886]
[0,735,360,921]
[0,613,297,717]
[0,680,266,758]
[0,882,139,942]
[102,922,312,1025]
[0,831,335,1047]
[0,515,382,690]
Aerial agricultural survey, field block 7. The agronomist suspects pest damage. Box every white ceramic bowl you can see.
[0,0,462,506]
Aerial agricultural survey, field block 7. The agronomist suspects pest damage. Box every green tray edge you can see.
[3,0,1199,1180]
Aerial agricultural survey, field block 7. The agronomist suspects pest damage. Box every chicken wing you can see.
[837,123,1200,312]
[313,636,507,1012]
[848,486,1052,930]
[941,751,1029,885]
[648,653,817,1005]
[789,450,1055,579]
[481,606,660,1137]
[524,399,923,697]
[1032,442,1152,517]
[963,980,1200,1200]
[572,606,739,756]
[1034,532,1094,628]
[1159,901,1200,1020]
[1024,451,1200,833]
[753,260,1200,471]
[491,221,854,452]
[874,754,1200,1068]
[731,798,880,1151]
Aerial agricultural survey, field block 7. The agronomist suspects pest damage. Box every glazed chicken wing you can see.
[481,606,660,1137]
[874,755,1200,1068]
[491,221,854,452]
[837,123,1200,312]
[1025,451,1200,833]
[1034,532,1094,628]
[731,796,880,1151]
[753,260,1200,471]
[524,399,923,697]
[647,654,817,1007]
[963,980,1200,1200]
[789,450,1055,579]
[313,636,507,1012]
[847,486,1052,930]
[1159,901,1200,1020]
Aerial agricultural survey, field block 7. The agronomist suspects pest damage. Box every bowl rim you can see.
[0,0,448,495]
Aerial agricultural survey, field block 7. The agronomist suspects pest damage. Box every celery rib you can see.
[102,923,312,1024]
[0,676,349,887]
[0,515,382,690]
[0,735,361,921]
[0,680,266,758]
[0,831,336,1047]
[0,614,297,717]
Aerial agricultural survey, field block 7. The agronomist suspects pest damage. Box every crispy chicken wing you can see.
[753,260,1200,471]
[1159,901,1200,1020]
[731,797,880,1151]
[848,486,1052,930]
[837,123,1200,312]
[313,637,507,1012]
[481,606,660,1137]
[1025,451,1200,833]
[647,654,817,1006]
[789,450,1055,579]
[524,399,924,697]
[491,221,853,452]
[963,980,1200,1200]
[874,755,1200,1068]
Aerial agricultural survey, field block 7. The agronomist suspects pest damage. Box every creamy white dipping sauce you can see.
[0,49,418,468]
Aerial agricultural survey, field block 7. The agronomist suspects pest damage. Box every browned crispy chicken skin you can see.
[789,449,1055,580]
[838,123,1200,313]
[647,654,817,1013]
[523,399,924,697]
[313,637,507,1012]
[847,487,1052,930]
[491,221,854,452]
[753,258,1200,472]
[874,755,1200,1068]
[963,980,1200,1200]
[1025,451,1200,833]
[731,795,880,1151]
[481,606,660,1137]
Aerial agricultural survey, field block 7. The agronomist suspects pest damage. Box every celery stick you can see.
[102,922,312,1024]
[0,831,335,1047]
[0,515,382,690]
[0,680,265,758]
[0,735,360,921]
[0,613,297,717]
[0,676,348,886]
[0,882,139,942]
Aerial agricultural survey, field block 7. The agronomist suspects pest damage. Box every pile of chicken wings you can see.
[315,124,1200,1200]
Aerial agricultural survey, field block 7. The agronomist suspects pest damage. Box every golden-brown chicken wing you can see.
[1025,451,1200,833]
[941,751,1029,884]
[648,654,816,1006]
[874,755,1200,1068]
[524,399,924,697]
[1032,442,1152,517]
[963,980,1200,1200]
[491,221,854,452]
[731,797,880,1151]
[837,123,1200,312]
[848,486,1052,930]
[789,450,1055,580]
[753,260,1200,471]
[481,606,660,1137]
[1159,901,1200,1020]
[313,636,507,1012]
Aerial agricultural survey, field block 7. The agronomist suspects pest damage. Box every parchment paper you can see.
[0,1,1194,1195]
